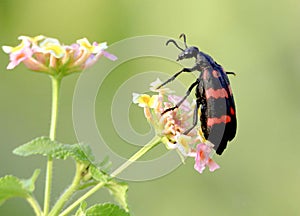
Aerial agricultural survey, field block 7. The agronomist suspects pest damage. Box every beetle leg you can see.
[183,99,200,135]
[162,78,200,114]
[157,67,196,89]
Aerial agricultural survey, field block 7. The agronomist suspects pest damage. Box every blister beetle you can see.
[158,34,236,155]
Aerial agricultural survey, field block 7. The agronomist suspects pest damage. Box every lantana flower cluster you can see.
[2,35,117,76]
[133,79,220,173]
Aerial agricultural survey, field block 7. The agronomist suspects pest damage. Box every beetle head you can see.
[177,46,199,61]
[166,33,199,61]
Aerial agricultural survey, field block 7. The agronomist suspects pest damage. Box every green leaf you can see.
[105,181,129,212]
[0,176,28,204]
[13,138,113,180]
[78,164,111,191]
[0,169,40,205]
[89,164,110,183]
[13,137,94,162]
[86,203,130,216]
[13,137,59,157]
[21,169,40,192]
[97,156,112,173]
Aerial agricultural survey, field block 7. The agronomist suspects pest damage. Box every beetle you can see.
[157,34,236,155]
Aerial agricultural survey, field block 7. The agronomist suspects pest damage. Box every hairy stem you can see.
[49,162,83,216]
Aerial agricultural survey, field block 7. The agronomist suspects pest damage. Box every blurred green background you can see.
[0,0,300,215]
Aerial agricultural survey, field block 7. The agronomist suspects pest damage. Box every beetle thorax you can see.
[196,52,212,69]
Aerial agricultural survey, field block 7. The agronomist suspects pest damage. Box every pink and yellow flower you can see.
[2,35,117,76]
[133,79,220,174]
[2,38,32,70]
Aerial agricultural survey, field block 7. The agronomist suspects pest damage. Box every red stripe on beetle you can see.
[230,107,235,115]
[207,115,231,127]
[206,88,229,99]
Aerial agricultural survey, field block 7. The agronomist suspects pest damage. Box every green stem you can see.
[49,77,61,140]
[43,76,61,215]
[111,136,162,177]
[26,195,42,216]
[59,182,106,216]
[49,162,83,216]
[60,136,162,216]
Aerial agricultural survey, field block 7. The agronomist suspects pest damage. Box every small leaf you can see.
[86,203,130,216]
[97,156,112,173]
[13,137,59,157]
[21,169,40,192]
[74,201,87,216]
[89,165,110,183]
[105,181,129,212]
[13,137,94,162]
[78,165,110,191]
[0,169,40,205]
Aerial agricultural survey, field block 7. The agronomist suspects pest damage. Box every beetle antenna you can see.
[166,39,184,51]
[179,33,188,48]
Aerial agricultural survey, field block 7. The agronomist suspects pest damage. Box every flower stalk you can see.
[111,135,162,177]
[43,76,62,215]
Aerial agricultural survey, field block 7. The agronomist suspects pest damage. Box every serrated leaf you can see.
[13,137,59,157]
[105,181,129,212]
[86,203,130,216]
[76,143,95,162]
[0,176,28,205]
[0,169,40,205]
[13,137,94,162]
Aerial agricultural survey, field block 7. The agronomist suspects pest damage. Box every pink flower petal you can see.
[207,159,220,172]
[168,95,191,111]
[6,47,33,69]
[103,51,117,61]
[7,62,17,70]
[194,160,206,173]
[194,143,219,174]
[149,78,174,94]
